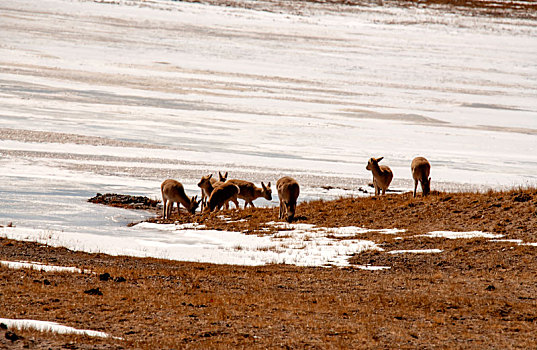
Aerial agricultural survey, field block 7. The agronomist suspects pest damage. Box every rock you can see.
[88,193,160,209]
[84,287,103,296]
[486,285,496,291]
[6,331,20,341]
[99,273,111,281]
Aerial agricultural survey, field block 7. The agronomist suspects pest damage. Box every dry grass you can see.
[2,188,537,348]
[173,0,537,19]
[143,188,537,240]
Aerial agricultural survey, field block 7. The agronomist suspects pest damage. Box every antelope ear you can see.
[224,172,228,178]
[377,157,384,162]
[208,174,213,179]
[428,177,431,183]
[192,195,198,202]
[267,182,271,188]
[261,182,266,190]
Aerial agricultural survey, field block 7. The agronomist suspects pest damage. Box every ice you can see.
[0,0,535,266]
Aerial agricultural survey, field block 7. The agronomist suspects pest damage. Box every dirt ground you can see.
[2,188,537,348]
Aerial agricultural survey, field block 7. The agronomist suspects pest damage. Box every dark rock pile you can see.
[88,193,160,210]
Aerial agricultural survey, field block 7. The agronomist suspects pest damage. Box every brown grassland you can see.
[1,188,537,349]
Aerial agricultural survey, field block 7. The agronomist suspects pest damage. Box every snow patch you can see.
[0,260,85,274]
[490,239,524,243]
[423,231,503,239]
[388,249,443,254]
[0,318,113,338]
[0,224,381,267]
[355,265,391,271]
[520,242,537,247]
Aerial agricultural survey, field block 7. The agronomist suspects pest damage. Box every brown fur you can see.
[276,176,300,222]
[227,179,272,208]
[160,179,200,218]
[197,172,227,211]
[366,157,393,196]
[207,181,240,212]
[411,157,431,197]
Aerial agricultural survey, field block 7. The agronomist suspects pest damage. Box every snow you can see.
[267,222,405,237]
[0,260,85,274]
[0,224,382,267]
[423,231,504,239]
[356,265,391,271]
[0,318,112,338]
[388,249,443,254]
[490,239,524,244]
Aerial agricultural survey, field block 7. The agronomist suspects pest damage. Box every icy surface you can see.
[0,318,112,338]
[0,0,536,265]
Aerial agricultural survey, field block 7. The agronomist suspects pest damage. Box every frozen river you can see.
[0,0,536,265]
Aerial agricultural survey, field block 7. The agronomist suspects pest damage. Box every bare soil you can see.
[2,188,537,348]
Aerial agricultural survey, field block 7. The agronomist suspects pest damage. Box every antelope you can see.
[276,176,300,222]
[411,157,431,197]
[218,171,228,182]
[207,181,240,212]
[161,179,201,219]
[227,179,272,209]
[366,157,393,196]
[197,172,227,211]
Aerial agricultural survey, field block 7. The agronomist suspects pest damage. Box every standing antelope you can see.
[161,179,201,219]
[227,179,272,208]
[366,157,393,196]
[411,157,431,197]
[276,176,300,222]
[197,172,227,211]
[207,181,240,212]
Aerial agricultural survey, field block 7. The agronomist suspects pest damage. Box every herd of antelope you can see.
[161,156,431,222]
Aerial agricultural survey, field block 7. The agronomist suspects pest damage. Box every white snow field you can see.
[0,0,536,266]
[0,223,384,267]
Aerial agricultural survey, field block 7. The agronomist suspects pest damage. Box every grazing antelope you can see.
[207,181,240,212]
[197,172,228,211]
[161,179,201,219]
[366,157,393,196]
[411,157,431,197]
[227,179,272,209]
[276,176,300,222]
